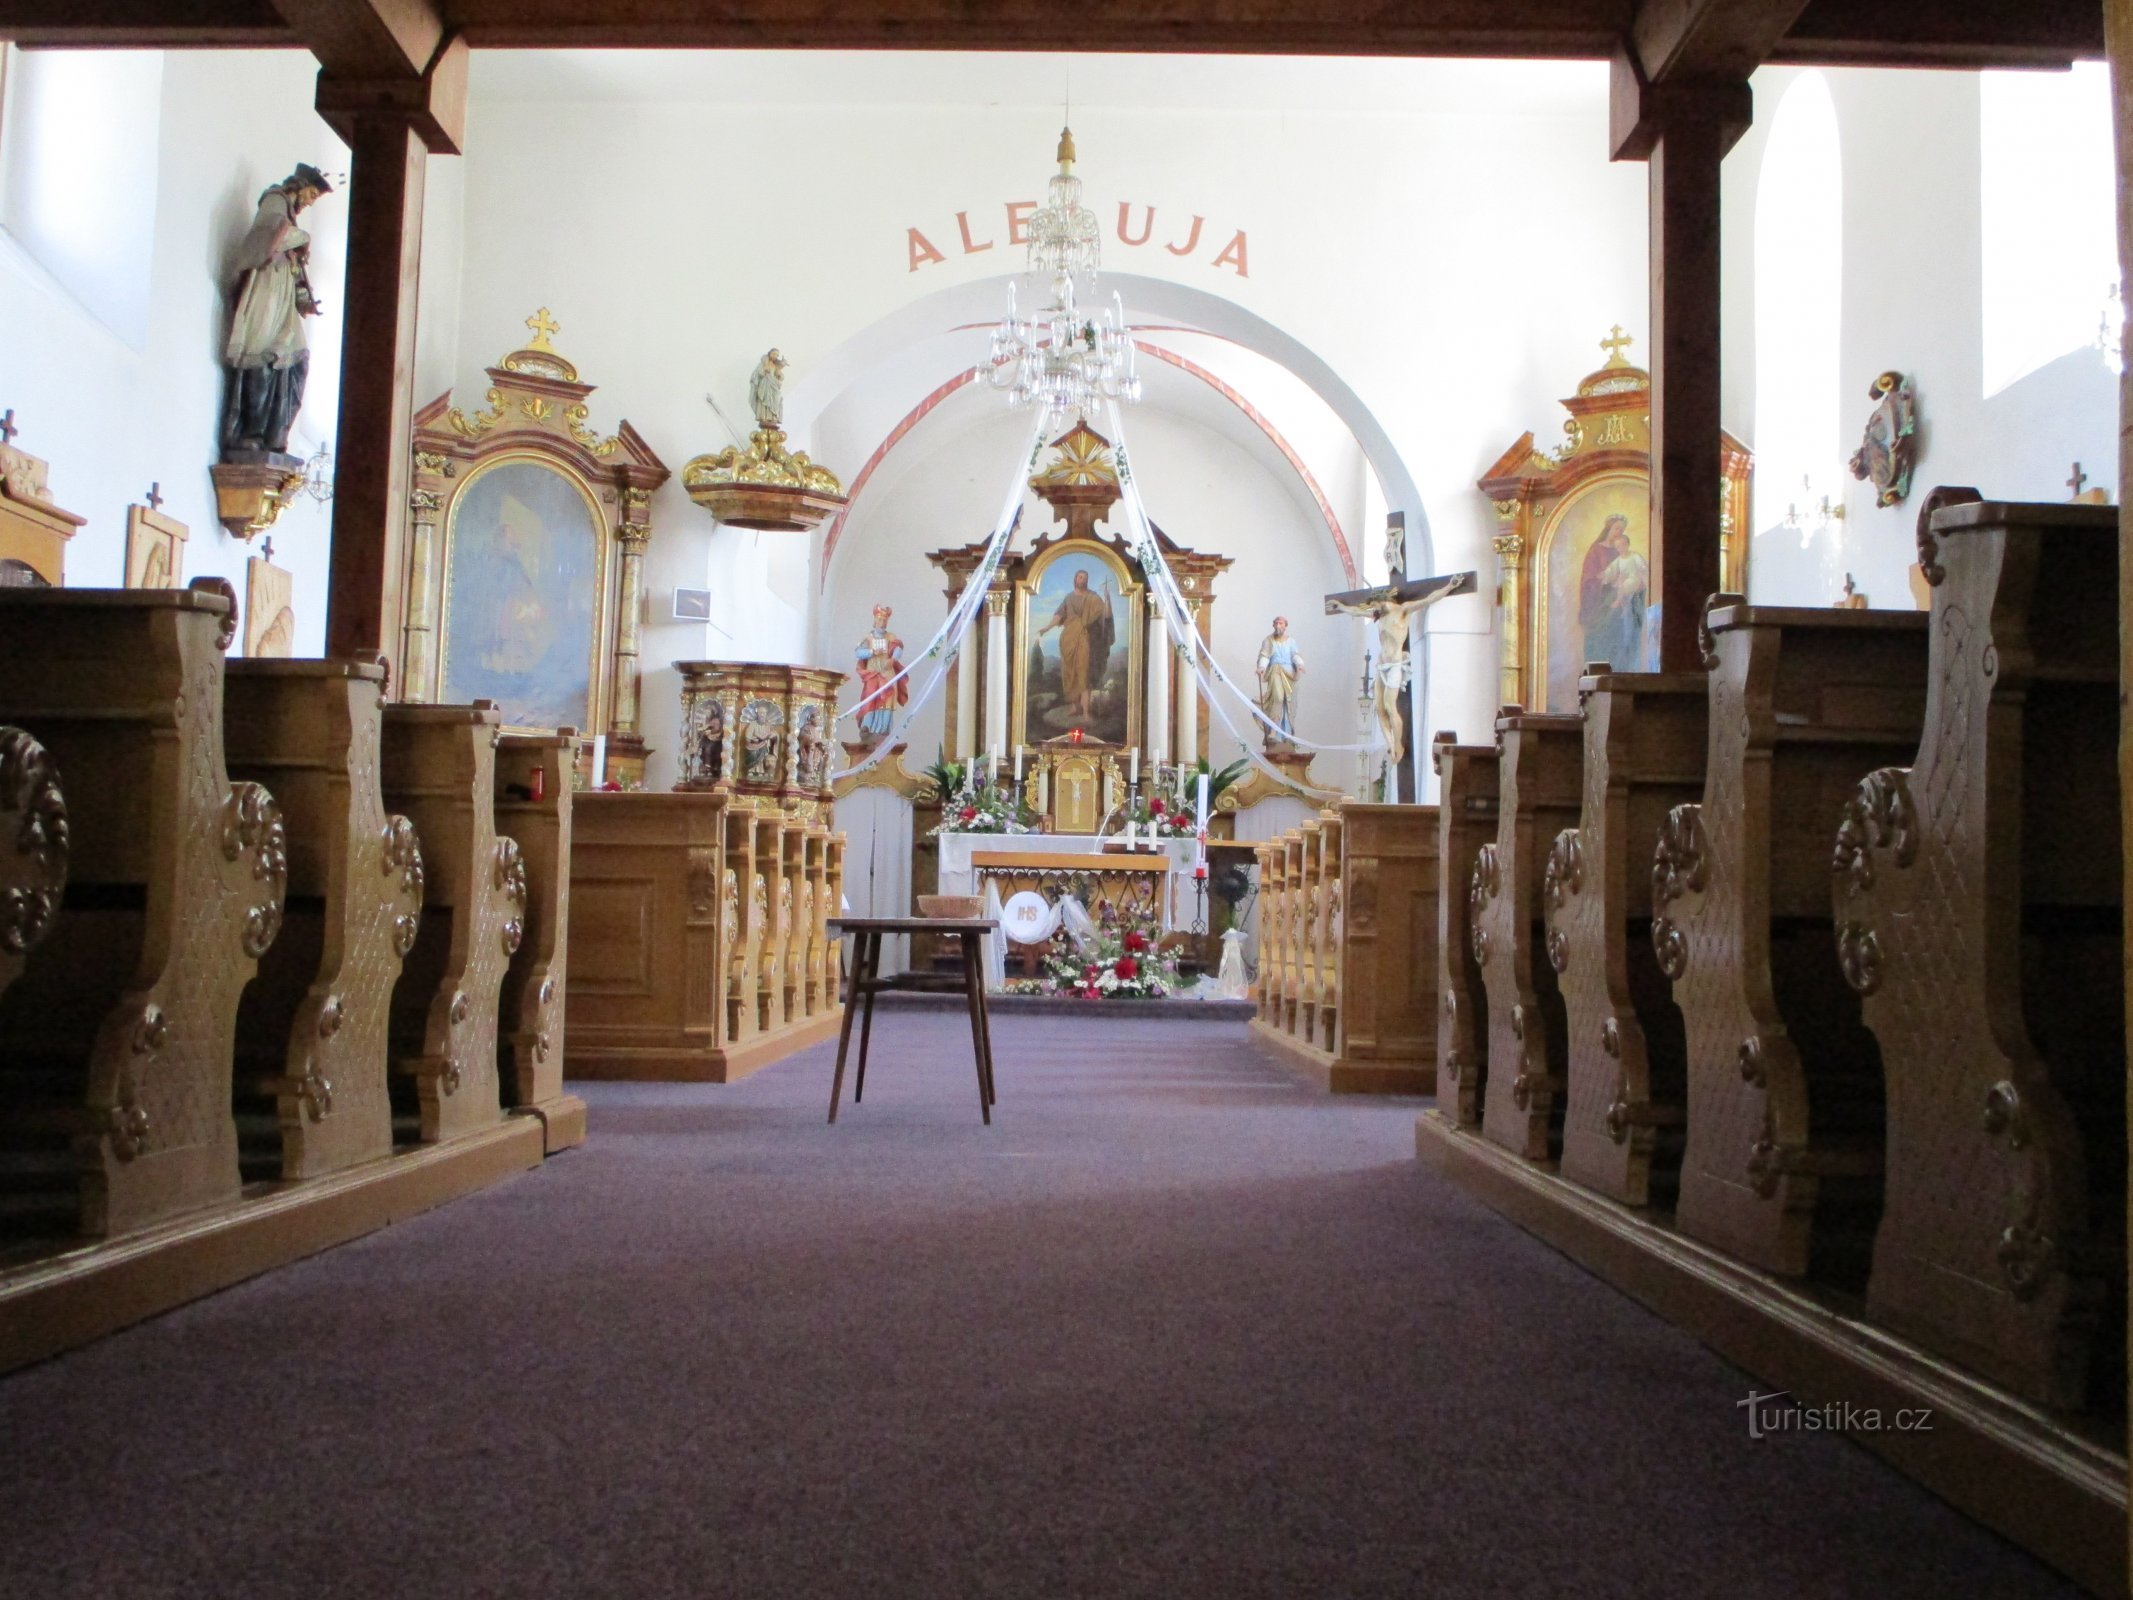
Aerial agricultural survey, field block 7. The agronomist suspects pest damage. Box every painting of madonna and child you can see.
[1022,548,1133,748]
[1542,480,1652,711]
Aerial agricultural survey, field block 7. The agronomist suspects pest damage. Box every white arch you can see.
[787,270,1433,580]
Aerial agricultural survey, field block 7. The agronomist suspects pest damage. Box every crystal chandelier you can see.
[988,127,1141,422]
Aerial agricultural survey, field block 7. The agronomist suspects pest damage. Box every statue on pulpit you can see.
[749,349,787,431]
[221,164,334,456]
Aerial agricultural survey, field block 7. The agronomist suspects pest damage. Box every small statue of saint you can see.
[1255,616,1304,744]
[852,605,908,747]
[222,164,334,457]
[794,705,830,788]
[749,349,788,431]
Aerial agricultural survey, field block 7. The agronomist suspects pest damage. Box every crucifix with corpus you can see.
[1325,558,1476,800]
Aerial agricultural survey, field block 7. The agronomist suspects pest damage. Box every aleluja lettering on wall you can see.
[906,199,1248,277]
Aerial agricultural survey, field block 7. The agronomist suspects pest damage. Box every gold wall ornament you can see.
[208,458,304,543]
[446,388,506,440]
[683,349,847,532]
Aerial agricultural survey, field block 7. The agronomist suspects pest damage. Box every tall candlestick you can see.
[1196,772,1210,832]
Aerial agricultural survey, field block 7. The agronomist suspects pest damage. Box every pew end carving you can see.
[495,730,585,1152]
[1431,733,1498,1126]
[1,726,67,1009]
[0,587,285,1237]
[1547,671,1707,1208]
[224,658,422,1182]
[1836,499,2122,1410]
[381,703,515,1146]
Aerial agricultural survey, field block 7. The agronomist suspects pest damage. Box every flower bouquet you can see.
[923,754,1034,836]
[1041,917,1182,1000]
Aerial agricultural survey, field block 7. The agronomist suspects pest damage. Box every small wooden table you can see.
[826,917,999,1125]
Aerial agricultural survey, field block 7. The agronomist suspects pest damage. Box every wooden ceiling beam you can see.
[268,0,442,79]
[0,0,293,49]
[1774,0,2101,68]
[1632,0,1813,84]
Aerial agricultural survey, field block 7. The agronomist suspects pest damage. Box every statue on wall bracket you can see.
[1848,369,1918,508]
[211,163,335,543]
[682,347,848,533]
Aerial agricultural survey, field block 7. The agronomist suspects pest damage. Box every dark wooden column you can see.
[313,31,466,673]
[1613,52,1752,671]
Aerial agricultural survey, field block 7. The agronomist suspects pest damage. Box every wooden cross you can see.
[1601,325,1634,366]
[2068,462,2087,498]
[525,307,561,351]
[145,481,164,510]
[0,409,16,446]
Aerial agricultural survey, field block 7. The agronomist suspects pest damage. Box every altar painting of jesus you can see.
[1023,549,1129,746]
[442,459,602,729]
[1541,479,1649,712]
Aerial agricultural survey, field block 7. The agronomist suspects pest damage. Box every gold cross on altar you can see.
[1601,325,1634,367]
[525,307,561,352]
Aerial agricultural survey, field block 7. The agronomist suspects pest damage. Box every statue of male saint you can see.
[222,164,333,455]
[749,349,788,431]
[1039,568,1114,721]
[1255,616,1304,744]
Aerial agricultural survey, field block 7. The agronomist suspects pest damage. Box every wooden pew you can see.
[0,584,285,1237]
[1430,733,1497,1127]
[1664,596,1929,1283]
[381,703,519,1145]
[1252,838,1283,1023]
[494,730,585,1152]
[0,725,67,1009]
[1303,811,1340,1050]
[1543,671,1708,1207]
[223,658,424,1181]
[1474,708,1582,1161]
[1833,498,2121,1408]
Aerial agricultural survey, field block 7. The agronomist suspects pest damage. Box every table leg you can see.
[971,938,997,1108]
[827,930,867,1124]
[960,932,992,1125]
[853,931,881,1102]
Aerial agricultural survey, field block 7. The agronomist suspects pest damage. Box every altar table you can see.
[935,832,1197,929]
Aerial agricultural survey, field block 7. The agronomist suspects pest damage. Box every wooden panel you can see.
[1332,802,1440,1093]
[1431,735,1499,1126]
[224,658,422,1181]
[0,587,285,1237]
[1546,671,1708,1207]
[1475,710,1583,1160]
[0,726,67,1009]
[1665,601,1930,1282]
[381,703,515,1144]
[495,731,583,1150]
[1837,501,2122,1409]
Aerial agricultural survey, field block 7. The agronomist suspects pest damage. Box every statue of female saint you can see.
[222,164,333,456]
[1255,616,1304,744]
[853,605,907,747]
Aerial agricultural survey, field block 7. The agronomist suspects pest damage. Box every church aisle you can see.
[0,1013,2080,1598]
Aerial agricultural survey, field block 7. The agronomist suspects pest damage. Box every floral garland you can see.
[923,757,1034,836]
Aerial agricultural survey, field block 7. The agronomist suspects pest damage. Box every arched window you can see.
[1749,70,1843,606]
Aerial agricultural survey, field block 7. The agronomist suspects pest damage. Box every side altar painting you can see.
[404,310,669,786]
[1479,327,1750,713]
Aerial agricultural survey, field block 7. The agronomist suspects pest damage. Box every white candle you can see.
[1196,772,1209,832]
[1129,747,1140,785]
[591,734,608,787]
[1125,818,1137,848]
[1014,745,1024,782]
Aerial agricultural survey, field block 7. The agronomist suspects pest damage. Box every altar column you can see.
[1175,599,1201,769]
[953,633,978,760]
[1144,596,1170,769]
[983,588,1010,757]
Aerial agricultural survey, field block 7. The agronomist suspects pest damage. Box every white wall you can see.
[1726,66,2116,611]
[0,50,346,648]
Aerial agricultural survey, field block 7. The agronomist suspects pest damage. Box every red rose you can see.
[1149,798,1166,815]
[959,805,978,822]
[1084,964,1099,980]
[1123,930,1147,952]
[1115,956,1139,979]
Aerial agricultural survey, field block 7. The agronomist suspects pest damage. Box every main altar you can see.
[937,834,1202,930]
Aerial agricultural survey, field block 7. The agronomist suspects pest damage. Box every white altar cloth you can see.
[936,832,1199,930]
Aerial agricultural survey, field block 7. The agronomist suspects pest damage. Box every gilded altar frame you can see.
[1478,337,1751,714]
[1009,535,1143,753]
[406,316,669,785]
